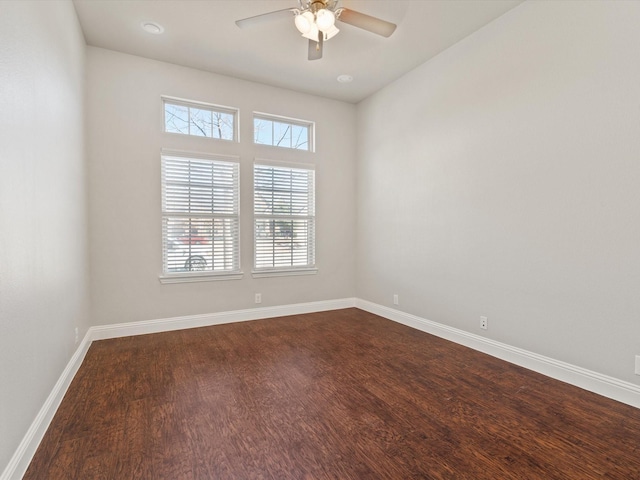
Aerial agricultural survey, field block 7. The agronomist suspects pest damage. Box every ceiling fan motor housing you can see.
[306,0,338,14]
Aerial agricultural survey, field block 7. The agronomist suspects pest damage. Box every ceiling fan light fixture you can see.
[323,24,339,40]
[315,8,335,32]
[294,10,314,34]
[301,22,320,41]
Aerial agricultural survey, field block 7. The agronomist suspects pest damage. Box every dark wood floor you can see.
[25,308,640,479]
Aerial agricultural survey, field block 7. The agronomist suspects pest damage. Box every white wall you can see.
[0,0,89,473]
[356,0,640,385]
[86,47,357,326]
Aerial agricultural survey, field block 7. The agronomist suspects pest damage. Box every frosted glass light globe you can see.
[294,11,314,34]
[315,9,335,32]
[302,22,320,41]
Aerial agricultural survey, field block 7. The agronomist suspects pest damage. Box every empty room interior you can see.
[2,0,640,478]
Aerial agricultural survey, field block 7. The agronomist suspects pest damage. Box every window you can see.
[254,113,313,151]
[253,162,316,276]
[163,97,237,141]
[161,152,240,282]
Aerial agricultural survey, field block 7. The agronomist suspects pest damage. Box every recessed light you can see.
[337,74,353,83]
[141,22,164,34]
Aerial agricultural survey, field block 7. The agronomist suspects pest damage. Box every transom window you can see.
[254,113,313,151]
[253,162,316,274]
[161,152,240,280]
[163,97,237,141]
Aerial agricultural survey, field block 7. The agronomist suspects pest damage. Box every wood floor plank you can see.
[23,308,640,479]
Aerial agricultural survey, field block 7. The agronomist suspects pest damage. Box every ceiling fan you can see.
[235,0,397,61]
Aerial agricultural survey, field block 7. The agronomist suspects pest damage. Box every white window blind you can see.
[254,163,315,271]
[162,154,240,276]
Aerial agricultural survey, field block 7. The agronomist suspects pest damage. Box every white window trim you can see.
[162,95,240,143]
[253,157,316,170]
[161,148,239,163]
[251,267,318,279]
[160,271,244,284]
[252,158,316,278]
[159,149,243,283]
[253,112,315,152]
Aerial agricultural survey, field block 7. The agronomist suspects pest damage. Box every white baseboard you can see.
[1,333,93,480]
[356,299,640,409]
[89,298,357,341]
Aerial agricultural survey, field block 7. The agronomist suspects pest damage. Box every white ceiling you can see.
[72,0,523,104]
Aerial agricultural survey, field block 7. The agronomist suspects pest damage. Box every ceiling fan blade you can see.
[337,8,397,37]
[308,34,323,61]
[235,8,295,29]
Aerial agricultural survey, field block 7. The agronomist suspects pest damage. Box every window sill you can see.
[252,267,318,279]
[159,272,244,284]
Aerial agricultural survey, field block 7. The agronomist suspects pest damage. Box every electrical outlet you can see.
[255,293,262,304]
[635,355,640,375]
[75,327,79,343]
[480,316,488,330]
[393,294,399,305]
